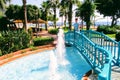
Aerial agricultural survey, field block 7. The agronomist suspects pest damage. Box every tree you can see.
[22,0,27,31]
[26,5,40,21]
[40,1,51,30]
[76,0,96,30]
[0,0,11,10]
[95,0,120,26]
[61,0,80,30]
[5,5,21,20]
[5,4,40,24]
[49,0,59,28]
[59,0,69,27]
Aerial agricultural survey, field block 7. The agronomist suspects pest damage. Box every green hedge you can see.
[0,30,31,55]
[33,37,54,46]
[48,28,58,34]
[97,26,117,34]
[62,27,69,32]
[116,32,120,41]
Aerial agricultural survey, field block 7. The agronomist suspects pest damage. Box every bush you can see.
[62,27,69,32]
[116,32,120,41]
[97,26,117,34]
[33,37,54,46]
[48,28,58,34]
[0,17,10,31]
[115,25,120,30]
[0,30,31,55]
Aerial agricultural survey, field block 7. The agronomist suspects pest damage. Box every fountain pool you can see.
[0,47,91,80]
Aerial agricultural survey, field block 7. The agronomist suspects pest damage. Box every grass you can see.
[106,34,115,38]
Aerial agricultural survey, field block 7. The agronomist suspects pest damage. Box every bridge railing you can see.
[81,30,120,65]
[65,31,112,80]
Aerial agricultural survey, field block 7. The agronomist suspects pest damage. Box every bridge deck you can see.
[88,67,120,80]
[111,66,120,80]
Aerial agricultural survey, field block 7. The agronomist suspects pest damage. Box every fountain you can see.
[56,28,69,65]
[49,28,69,80]
[0,28,92,80]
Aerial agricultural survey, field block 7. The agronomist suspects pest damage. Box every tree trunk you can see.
[86,21,90,30]
[22,0,27,31]
[111,16,117,27]
[81,17,83,30]
[53,7,56,28]
[64,11,67,27]
[68,1,72,30]
[45,23,48,31]
[45,11,48,31]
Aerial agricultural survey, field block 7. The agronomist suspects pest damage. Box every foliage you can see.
[106,34,115,38]
[62,27,69,33]
[33,37,54,46]
[0,17,10,31]
[5,4,40,21]
[0,30,31,55]
[114,25,120,30]
[26,5,40,21]
[40,1,51,30]
[0,0,11,10]
[61,0,80,30]
[97,25,117,34]
[48,28,58,34]
[59,0,69,28]
[5,5,21,20]
[116,32,120,41]
[76,0,96,30]
[95,0,120,26]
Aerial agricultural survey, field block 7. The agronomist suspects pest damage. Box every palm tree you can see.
[76,0,96,30]
[0,0,11,10]
[61,0,80,30]
[49,0,59,28]
[0,0,11,16]
[40,1,51,30]
[22,0,27,31]
[59,0,68,27]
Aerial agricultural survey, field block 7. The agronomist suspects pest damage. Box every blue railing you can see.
[65,31,112,80]
[81,30,120,66]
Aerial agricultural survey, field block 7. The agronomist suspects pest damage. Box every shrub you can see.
[97,26,116,34]
[115,25,120,30]
[62,27,69,32]
[48,28,58,34]
[116,32,120,41]
[0,30,31,55]
[33,37,54,46]
[0,17,9,31]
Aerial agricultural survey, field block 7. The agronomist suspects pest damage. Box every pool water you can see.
[0,47,91,80]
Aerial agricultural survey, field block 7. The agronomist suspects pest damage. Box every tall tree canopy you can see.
[5,4,40,21]
[61,0,80,30]
[59,0,69,27]
[76,0,96,30]
[5,5,21,20]
[95,0,120,26]
[49,0,59,28]
[0,0,11,10]
[40,1,51,30]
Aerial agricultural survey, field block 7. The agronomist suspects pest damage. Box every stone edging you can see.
[0,44,55,66]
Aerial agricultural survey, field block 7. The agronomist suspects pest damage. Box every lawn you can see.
[106,34,116,39]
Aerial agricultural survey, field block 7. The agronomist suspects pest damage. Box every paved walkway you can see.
[112,66,120,80]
